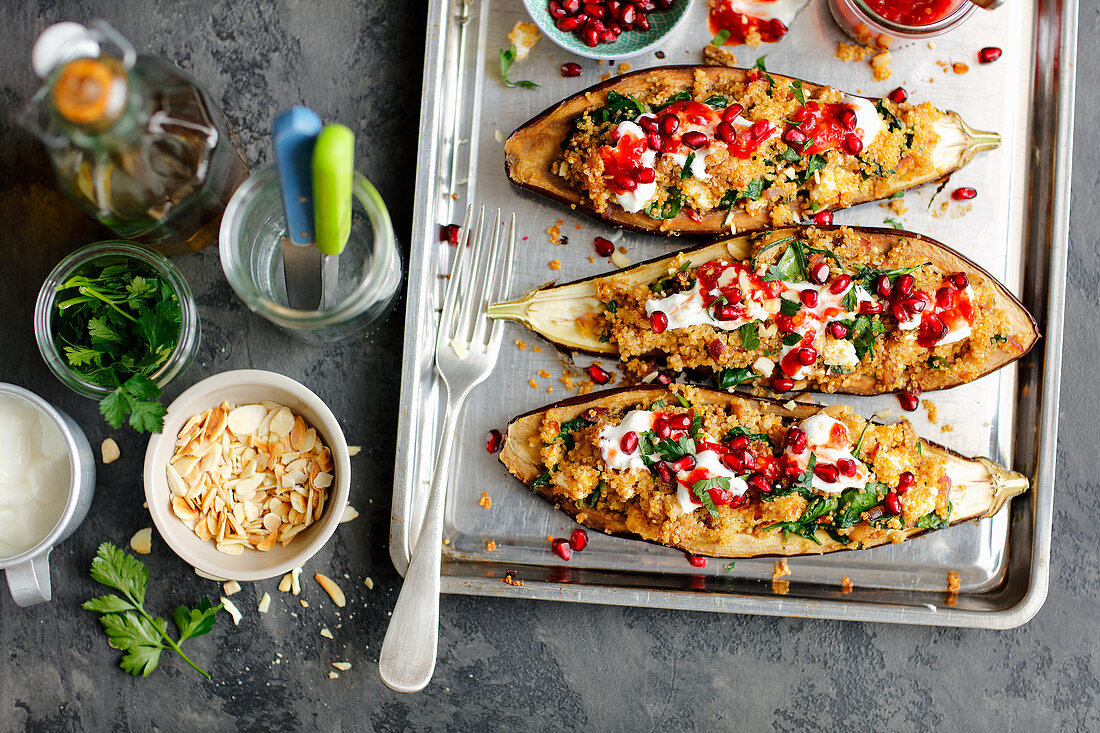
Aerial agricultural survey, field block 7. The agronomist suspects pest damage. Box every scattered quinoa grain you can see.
[549,259,562,270]
[479,492,492,509]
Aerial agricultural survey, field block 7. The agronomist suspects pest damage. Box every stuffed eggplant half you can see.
[500,385,1028,558]
[488,226,1038,395]
[504,65,999,236]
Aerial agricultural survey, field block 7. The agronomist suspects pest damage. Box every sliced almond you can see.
[269,407,294,438]
[257,592,271,613]
[166,464,187,497]
[332,662,352,671]
[290,566,302,595]
[129,527,152,555]
[101,438,120,464]
[255,531,279,552]
[347,445,361,457]
[315,573,346,607]
[340,505,359,523]
[320,628,334,639]
[171,496,198,524]
[227,403,267,435]
[220,597,242,625]
[289,416,306,451]
[364,577,374,590]
[313,472,333,489]
[278,572,293,593]
[222,580,241,596]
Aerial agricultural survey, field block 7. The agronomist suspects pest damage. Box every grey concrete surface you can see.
[0,1,1095,731]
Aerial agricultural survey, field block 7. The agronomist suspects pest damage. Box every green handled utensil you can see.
[312,124,355,308]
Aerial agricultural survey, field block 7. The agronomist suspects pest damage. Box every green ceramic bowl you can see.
[524,0,695,61]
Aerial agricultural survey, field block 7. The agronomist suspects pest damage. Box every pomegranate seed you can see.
[681,131,708,149]
[891,302,910,323]
[551,538,573,561]
[563,0,580,11]
[654,416,671,439]
[729,436,750,450]
[722,104,744,122]
[716,121,737,144]
[936,286,955,308]
[859,300,883,315]
[588,363,611,384]
[650,310,668,334]
[950,272,969,290]
[588,18,607,32]
[439,223,461,245]
[670,455,696,473]
[655,461,672,482]
[784,427,806,452]
[874,274,892,299]
[486,429,503,453]
[637,167,656,184]
[897,471,914,494]
[782,127,808,146]
[896,274,915,297]
[550,1,567,19]
[714,304,739,321]
[560,61,582,77]
[839,108,858,132]
[771,18,789,37]
[721,453,742,472]
[837,458,857,476]
[795,347,816,366]
[809,262,830,284]
[884,492,902,515]
[685,553,707,568]
[667,413,691,430]
[747,474,770,493]
[707,338,726,360]
[708,487,734,505]
[655,370,673,385]
[599,29,616,43]
[772,377,794,392]
[610,129,622,144]
[842,133,863,156]
[584,3,604,17]
[898,391,920,412]
[814,462,839,483]
[639,116,657,133]
[774,314,795,333]
[888,87,908,103]
[978,46,1002,64]
[660,113,679,134]
[920,314,949,343]
[594,236,615,257]
[727,287,743,303]
[800,289,819,308]
[735,449,756,470]
[621,4,636,25]
[905,296,926,313]
[646,131,662,151]
[813,210,834,226]
[751,119,774,141]
[614,175,637,192]
[826,276,850,295]
[952,187,977,201]
[782,458,804,479]
[570,528,589,551]
[634,12,650,30]
[620,431,639,453]
[557,16,581,31]
[828,322,849,339]
[581,25,599,46]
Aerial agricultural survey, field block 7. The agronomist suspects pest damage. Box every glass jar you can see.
[33,241,201,399]
[219,167,403,343]
[828,0,976,48]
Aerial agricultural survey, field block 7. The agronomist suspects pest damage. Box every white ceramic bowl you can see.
[144,370,351,581]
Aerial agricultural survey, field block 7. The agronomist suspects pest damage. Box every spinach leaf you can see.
[718,367,757,389]
[645,187,685,220]
[721,426,772,445]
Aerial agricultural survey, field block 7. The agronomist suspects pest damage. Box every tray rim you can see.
[390,0,1076,628]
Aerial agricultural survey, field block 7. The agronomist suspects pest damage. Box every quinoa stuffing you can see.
[528,386,953,552]
[592,227,1021,394]
[553,65,943,229]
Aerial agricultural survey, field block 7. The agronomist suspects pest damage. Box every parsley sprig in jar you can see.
[34,242,200,433]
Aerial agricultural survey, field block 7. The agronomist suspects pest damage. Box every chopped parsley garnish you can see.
[724,562,736,573]
[927,355,951,370]
[711,29,731,46]
[752,55,775,90]
[645,186,685,220]
[990,334,1009,344]
[586,481,606,507]
[779,298,802,316]
[498,46,539,89]
[782,332,803,347]
[884,217,904,230]
[655,436,696,462]
[839,315,888,360]
[790,79,805,105]
[690,477,727,518]
[606,300,618,314]
[703,94,729,107]
[738,322,760,350]
[721,426,772,445]
[680,153,696,181]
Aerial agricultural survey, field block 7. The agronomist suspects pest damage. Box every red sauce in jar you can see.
[863,0,957,26]
[709,0,790,45]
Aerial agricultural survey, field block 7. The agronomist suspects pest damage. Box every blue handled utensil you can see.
[273,106,323,310]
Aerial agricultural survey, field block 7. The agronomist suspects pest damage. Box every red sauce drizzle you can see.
[709,0,790,45]
[863,0,957,26]
[598,129,648,195]
[661,101,721,128]
[789,103,854,155]
[779,331,816,377]
[916,279,975,348]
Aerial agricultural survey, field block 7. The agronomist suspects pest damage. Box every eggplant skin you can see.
[504,65,998,237]
[499,385,1029,559]
[488,225,1039,396]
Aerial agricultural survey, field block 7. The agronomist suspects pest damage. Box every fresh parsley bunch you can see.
[53,260,181,432]
[83,543,221,679]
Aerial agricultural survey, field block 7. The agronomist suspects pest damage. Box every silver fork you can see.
[378,205,516,693]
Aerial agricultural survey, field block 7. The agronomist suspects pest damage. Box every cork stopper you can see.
[51,57,126,125]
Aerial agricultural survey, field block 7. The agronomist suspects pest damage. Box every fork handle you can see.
[378,386,468,693]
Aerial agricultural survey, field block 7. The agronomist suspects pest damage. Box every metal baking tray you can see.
[391,0,1074,628]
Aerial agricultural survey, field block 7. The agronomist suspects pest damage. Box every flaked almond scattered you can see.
[101,437,120,464]
[221,597,243,626]
[328,671,340,679]
[167,401,334,556]
[340,505,359,523]
[347,445,361,457]
[129,527,152,555]
[300,598,308,608]
[332,661,352,671]
[315,573,346,607]
[364,577,374,590]
[278,572,293,593]
[257,592,271,613]
[320,628,334,639]
[222,580,241,596]
[291,566,302,596]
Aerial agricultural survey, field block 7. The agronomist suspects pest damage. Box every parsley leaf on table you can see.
[82,543,221,679]
[499,46,539,89]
